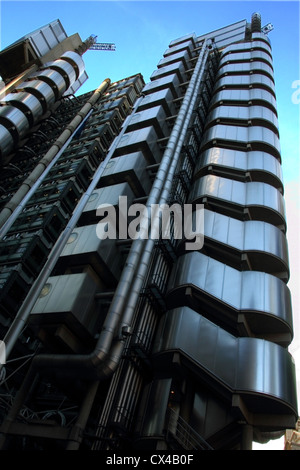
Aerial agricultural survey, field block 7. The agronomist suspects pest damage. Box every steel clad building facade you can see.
[0,14,298,450]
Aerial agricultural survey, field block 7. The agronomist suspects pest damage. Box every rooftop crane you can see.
[76,34,116,55]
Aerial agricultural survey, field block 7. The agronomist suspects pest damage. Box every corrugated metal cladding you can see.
[0,15,297,451]
[8,19,68,57]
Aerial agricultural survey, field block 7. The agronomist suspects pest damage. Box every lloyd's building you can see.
[0,13,297,450]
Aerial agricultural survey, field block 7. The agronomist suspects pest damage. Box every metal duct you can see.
[0,51,85,161]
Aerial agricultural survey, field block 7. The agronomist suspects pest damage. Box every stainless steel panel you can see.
[46,58,77,89]
[221,39,272,56]
[81,182,135,217]
[142,73,182,99]
[200,124,281,160]
[55,224,122,284]
[163,39,194,58]
[150,61,186,83]
[211,34,247,50]
[113,126,162,164]
[207,105,278,132]
[60,51,85,79]
[158,49,190,70]
[197,20,246,50]
[249,125,280,155]
[169,33,196,48]
[136,87,176,116]
[98,152,152,196]
[30,271,101,336]
[33,69,67,98]
[218,60,274,80]
[65,70,88,96]
[194,147,283,190]
[166,251,293,342]
[183,209,289,279]
[1,91,43,124]
[214,73,276,94]
[26,20,67,58]
[18,79,56,109]
[0,124,14,157]
[125,105,169,138]
[153,306,297,416]
[211,88,277,113]
[252,32,271,45]
[189,174,286,229]
[219,50,273,68]
[0,105,29,138]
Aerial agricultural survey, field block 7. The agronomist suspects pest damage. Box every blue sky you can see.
[0,0,300,449]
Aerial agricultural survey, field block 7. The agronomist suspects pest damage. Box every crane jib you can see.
[89,43,116,51]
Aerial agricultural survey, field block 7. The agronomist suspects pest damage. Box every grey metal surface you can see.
[30,271,101,336]
[65,70,88,96]
[150,61,187,84]
[18,20,67,58]
[46,58,77,89]
[219,50,273,68]
[169,33,196,48]
[18,79,56,110]
[125,105,170,138]
[98,152,152,196]
[200,123,281,160]
[54,224,122,285]
[0,105,29,138]
[180,209,289,280]
[142,73,183,99]
[136,87,177,117]
[211,88,277,115]
[214,73,276,94]
[252,31,271,43]
[80,182,135,227]
[0,125,14,157]
[193,147,283,190]
[221,39,272,56]
[218,60,274,81]
[152,306,298,416]
[189,174,286,229]
[163,39,195,59]
[166,251,293,343]
[2,91,44,124]
[157,49,190,70]
[33,69,67,98]
[60,50,85,79]
[113,126,163,164]
[197,19,246,50]
[206,105,279,133]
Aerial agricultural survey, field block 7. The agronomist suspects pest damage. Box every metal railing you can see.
[165,407,213,450]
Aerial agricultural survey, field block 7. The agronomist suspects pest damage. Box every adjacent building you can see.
[0,13,297,450]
